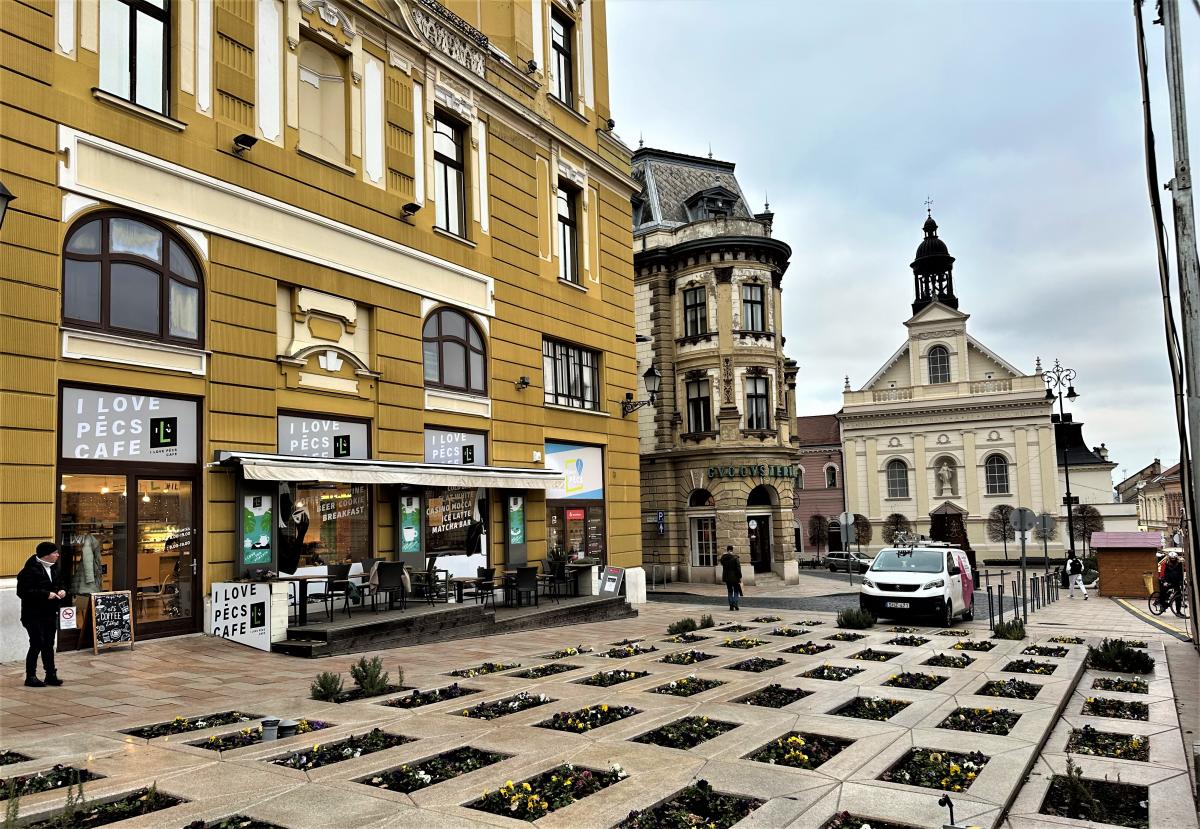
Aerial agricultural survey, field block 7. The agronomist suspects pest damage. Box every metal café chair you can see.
[323,563,354,621]
[512,565,539,608]
[372,561,407,612]
[464,566,499,610]
[410,558,450,605]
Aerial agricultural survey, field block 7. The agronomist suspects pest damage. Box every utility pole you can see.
[1158,0,1200,646]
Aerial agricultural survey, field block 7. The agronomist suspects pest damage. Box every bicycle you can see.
[1147,579,1190,619]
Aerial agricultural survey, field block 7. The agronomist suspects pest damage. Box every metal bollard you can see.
[997,583,1004,627]
[1012,580,1019,622]
[987,586,994,631]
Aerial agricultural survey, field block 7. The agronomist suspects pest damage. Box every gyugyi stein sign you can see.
[707,464,795,479]
[277,415,368,459]
[61,388,197,463]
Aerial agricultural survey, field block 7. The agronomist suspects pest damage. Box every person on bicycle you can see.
[1159,551,1184,611]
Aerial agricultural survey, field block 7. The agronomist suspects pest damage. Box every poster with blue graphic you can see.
[544,443,604,500]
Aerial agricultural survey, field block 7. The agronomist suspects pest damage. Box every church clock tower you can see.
[911,213,958,315]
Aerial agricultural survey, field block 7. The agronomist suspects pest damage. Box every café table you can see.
[276,574,332,627]
[565,562,594,597]
[449,576,483,604]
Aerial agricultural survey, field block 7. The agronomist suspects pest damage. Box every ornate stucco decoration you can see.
[299,0,356,38]
[722,357,734,403]
[434,68,474,119]
[557,156,587,189]
[917,329,959,340]
[410,0,486,77]
[683,368,708,381]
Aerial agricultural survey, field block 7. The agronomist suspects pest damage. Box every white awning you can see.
[215,451,565,490]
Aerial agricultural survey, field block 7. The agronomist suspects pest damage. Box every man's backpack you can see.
[1068,558,1082,576]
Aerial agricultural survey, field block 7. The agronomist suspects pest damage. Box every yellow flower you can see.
[601,704,609,712]
[522,782,531,791]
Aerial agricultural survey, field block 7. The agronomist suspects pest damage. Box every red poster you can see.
[566,508,585,521]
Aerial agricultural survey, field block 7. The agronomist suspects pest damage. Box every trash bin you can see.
[1143,572,1156,595]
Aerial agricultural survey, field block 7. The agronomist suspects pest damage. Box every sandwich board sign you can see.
[599,566,625,597]
[91,591,134,654]
[211,582,272,652]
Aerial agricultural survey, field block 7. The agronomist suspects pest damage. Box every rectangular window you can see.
[683,287,707,337]
[692,516,717,567]
[741,283,765,331]
[543,338,600,410]
[745,376,769,430]
[298,39,348,163]
[686,379,712,433]
[556,182,579,284]
[279,481,370,564]
[433,112,467,237]
[99,0,170,114]
[550,8,573,105]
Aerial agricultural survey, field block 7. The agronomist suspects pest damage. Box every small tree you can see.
[853,514,872,550]
[986,504,1016,560]
[808,514,829,555]
[881,513,912,545]
[1071,504,1105,553]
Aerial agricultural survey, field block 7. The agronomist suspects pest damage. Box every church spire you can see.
[910,211,958,315]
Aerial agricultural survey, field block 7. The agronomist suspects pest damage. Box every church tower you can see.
[911,213,958,315]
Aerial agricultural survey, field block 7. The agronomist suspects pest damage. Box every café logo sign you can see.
[61,388,196,464]
[277,415,368,459]
[708,464,795,479]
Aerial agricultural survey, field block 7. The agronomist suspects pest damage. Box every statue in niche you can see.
[936,461,956,497]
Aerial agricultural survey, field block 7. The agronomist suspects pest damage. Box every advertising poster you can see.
[425,487,477,552]
[400,496,421,553]
[61,388,197,464]
[508,496,525,545]
[544,442,604,500]
[277,415,368,459]
[211,582,271,651]
[243,495,273,565]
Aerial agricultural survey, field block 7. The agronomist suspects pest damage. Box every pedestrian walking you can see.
[1065,551,1088,600]
[16,542,68,687]
[719,545,742,611]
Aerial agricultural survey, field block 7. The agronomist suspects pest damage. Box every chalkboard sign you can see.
[91,591,134,654]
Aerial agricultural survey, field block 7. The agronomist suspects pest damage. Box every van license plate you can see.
[885,601,910,609]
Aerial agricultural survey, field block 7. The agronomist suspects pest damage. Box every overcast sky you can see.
[607,0,1200,485]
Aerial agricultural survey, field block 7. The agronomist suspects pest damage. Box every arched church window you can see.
[825,466,838,489]
[928,345,951,384]
[985,454,1010,495]
[886,459,910,498]
[688,489,715,508]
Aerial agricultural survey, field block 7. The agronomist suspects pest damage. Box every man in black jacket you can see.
[16,541,68,687]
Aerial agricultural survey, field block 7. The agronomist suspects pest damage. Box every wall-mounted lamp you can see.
[401,202,421,218]
[232,133,258,156]
[605,118,616,131]
[525,58,538,74]
[514,376,530,390]
[0,179,14,232]
[621,365,661,417]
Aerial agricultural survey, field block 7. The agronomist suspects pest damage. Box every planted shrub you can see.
[619,779,762,829]
[1040,757,1148,828]
[698,614,715,628]
[350,656,391,696]
[667,617,699,635]
[310,671,344,702]
[1087,638,1155,674]
[836,607,875,629]
[992,618,1026,640]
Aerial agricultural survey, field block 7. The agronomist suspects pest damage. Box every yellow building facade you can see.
[0,0,640,644]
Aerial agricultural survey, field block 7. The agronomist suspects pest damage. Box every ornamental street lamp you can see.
[1043,359,1079,556]
[621,365,661,417]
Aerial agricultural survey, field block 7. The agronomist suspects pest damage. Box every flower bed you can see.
[25,786,184,829]
[937,630,972,637]
[726,656,786,673]
[0,750,30,767]
[632,716,738,749]
[662,633,710,644]
[449,662,519,678]
[1093,676,1149,694]
[749,615,782,623]
[747,732,851,769]
[794,619,824,626]
[720,636,767,650]
[1040,760,1149,828]
[886,635,930,647]
[537,704,639,733]
[125,711,260,740]
[834,696,910,721]
[801,664,863,682]
[1049,635,1085,644]
[660,649,714,665]
[461,692,553,720]
[887,626,920,633]
[192,719,329,752]
[1082,697,1149,721]
[649,675,724,697]
[544,645,592,659]
[1,765,102,799]
[978,678,1041,699]
[384,684,479,709]
[768,626,809,638]
[825,632,865,642]
[735,684,810,708]
[922,653,974,669]
[186,817,286,829]
[884,672,947,690]
[952,639,995,652]
[882,748,989,792]
[602,642,659,658]
[331,685,409,704]
[510,663,582,679]
[362,746,507,793]
[1066,725,1149,761]
[1002,659,1056,675]
[784,641,834,656]
[470,762,626,821]
[820,813,916,829]
[850,648,900,662]
[618,779,762,829]
[938,707,1020,736]
[578,669,648,687]
[270,729,412,771]
[716,624,752,633]
[1022,645,1069,658]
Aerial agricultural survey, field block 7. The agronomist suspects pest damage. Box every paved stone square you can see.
[1,594,1195,829]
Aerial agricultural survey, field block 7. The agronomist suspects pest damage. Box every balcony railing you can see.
[853,375,1038,407]
[970,379,1012,394]
[872,388,912,402]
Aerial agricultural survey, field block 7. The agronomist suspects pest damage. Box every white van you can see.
[859,545,974,626]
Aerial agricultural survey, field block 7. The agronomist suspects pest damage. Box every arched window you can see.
[886,459,910,498]
[927,345,951,384]
[747,485,776,507]
[985,454,1010,495]
[63,213,203,345]
[688,489,715,508]
[825,466,838,488]
[422,307,486,394]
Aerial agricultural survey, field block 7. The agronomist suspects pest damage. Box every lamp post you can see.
[1043,359,1079,556]
[621,365,661,417]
